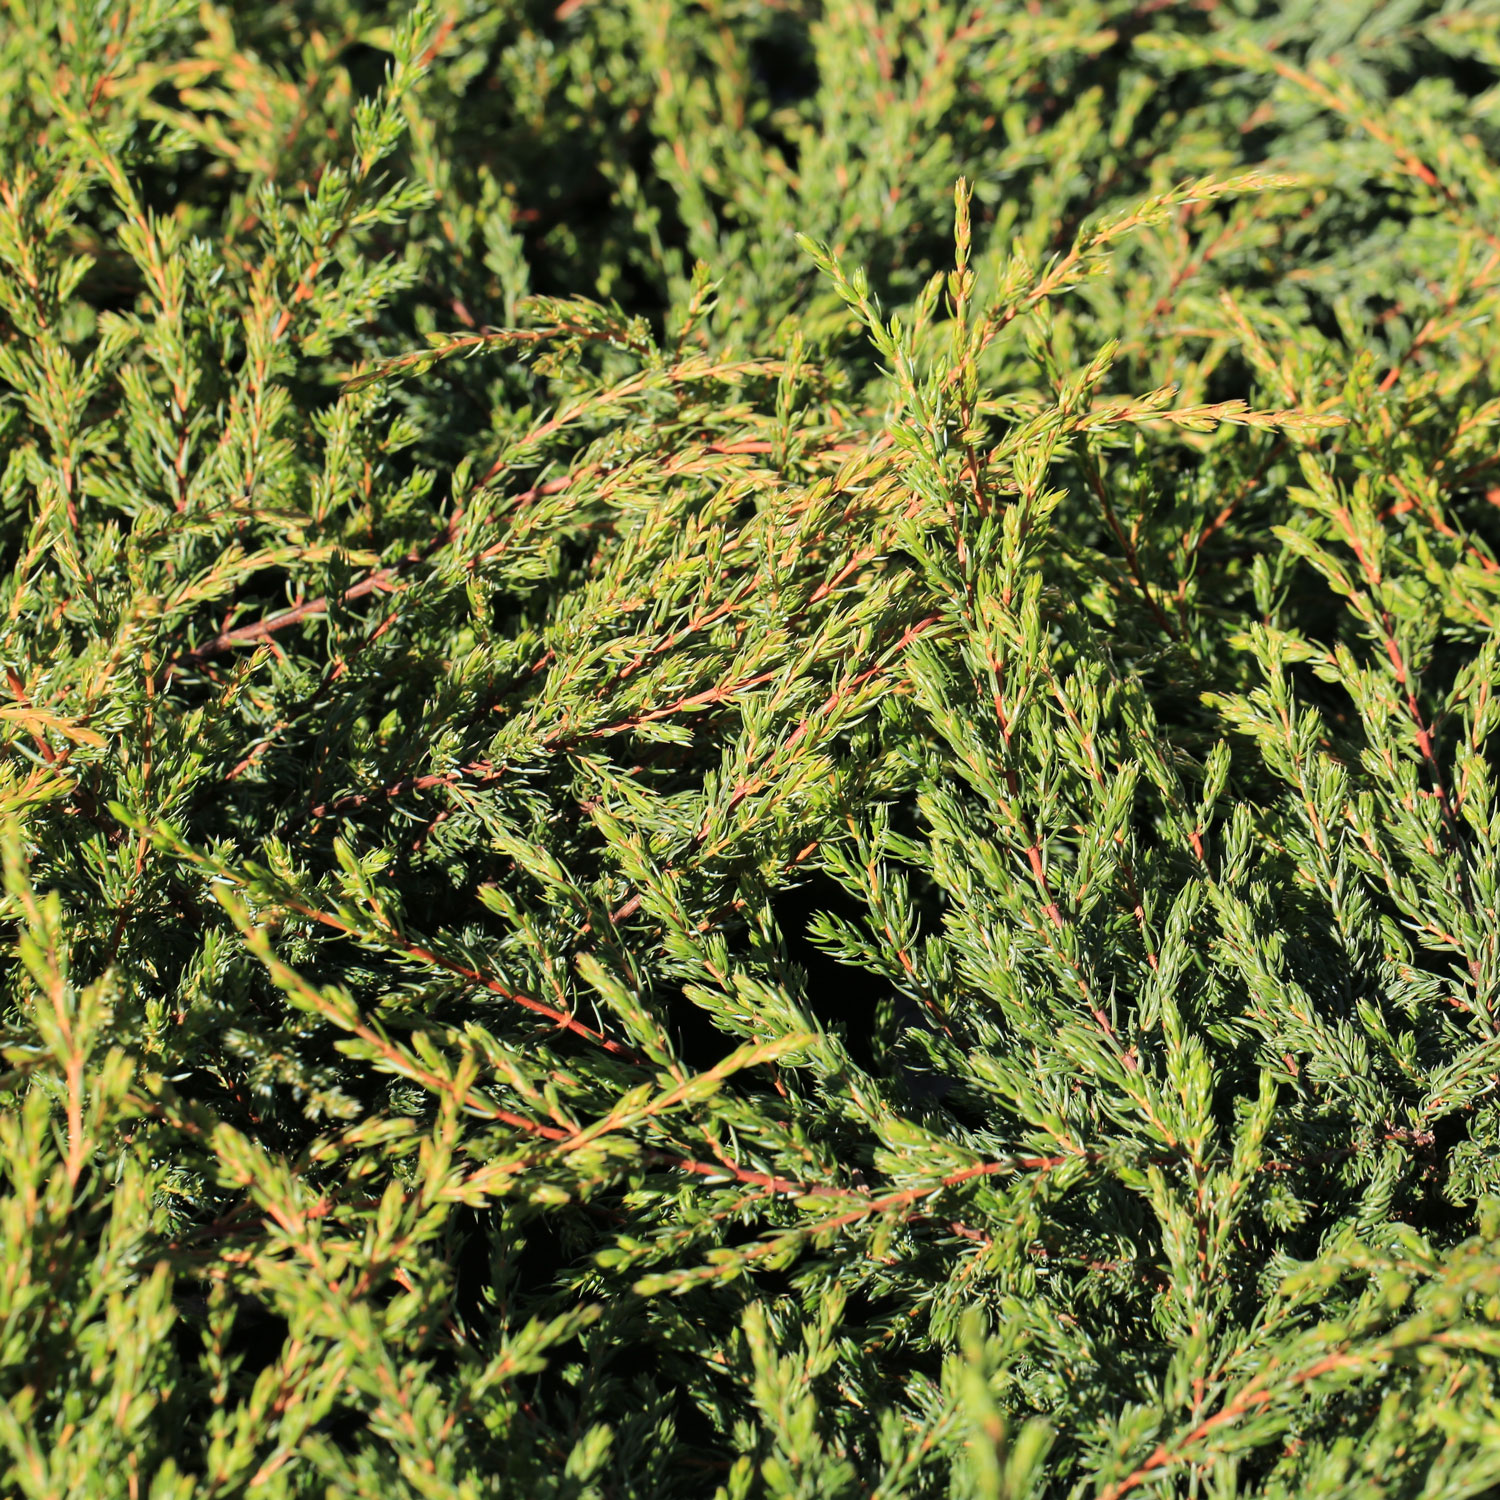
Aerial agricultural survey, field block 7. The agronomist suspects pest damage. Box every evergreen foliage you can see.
[5,1,1500,1494]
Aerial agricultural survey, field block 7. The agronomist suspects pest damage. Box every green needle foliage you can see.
[4,0,1500,1495]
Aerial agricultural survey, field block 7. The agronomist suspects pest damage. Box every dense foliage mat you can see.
[5,1,1500,1494]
